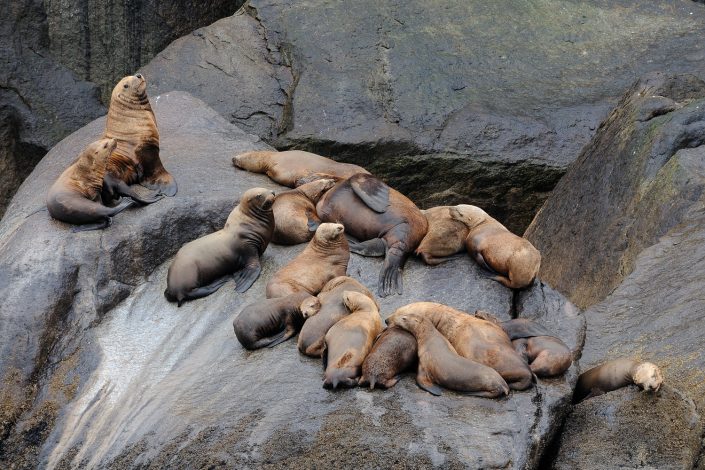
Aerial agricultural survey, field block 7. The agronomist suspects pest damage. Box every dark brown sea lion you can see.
[297,276,377,357]
[359,326,418,389]
[450,204,541,289]
[102,73,177,200]
[165,188,275,306]
[415,206,470,265]
[501,318,572,377]
[573,358,664,404]
[233,292,312,350]
[387,303,533,390]
[266,223,350,298]
[322,291,383,389]
[272,178,336,245]
[388,313,510,397]
[316,173,428,297]
[232,150,370,187]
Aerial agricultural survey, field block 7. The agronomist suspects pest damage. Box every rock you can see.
[0,92,583,469]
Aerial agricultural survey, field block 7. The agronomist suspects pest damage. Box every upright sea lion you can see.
[232,150,370,187]
[501,318,572,377]
[387,303,533,390]
[165,188,275,306]
[415,206,470,265]
[450,204,541,289]
[322,291,383,389]
[272,178,336,245]
[316,173,428,297]
[359,326,418,390]
[388,313,510,397]
[47,138,137,231]
[266,223,350,298]
[102,73,177,199]
[573,358,664,404]
[233,292,312,350]
[297,276,377,357]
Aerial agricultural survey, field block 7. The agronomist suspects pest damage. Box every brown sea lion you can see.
[102,73,177,200]
[272,178,336,245]
[322,291,383,389]
[573,358,664,404]
[415,206,470,265]
[297,276,377,357]
[387,303,533,390]
[232,150,370,187]
[449,204,541,289]
[316,173,428,297]
[501,318,573,377]
[266,223,350,298]
[388,313,510,397]
[359,326,418,390]
[233,292,312,350]
[165,188,275,306]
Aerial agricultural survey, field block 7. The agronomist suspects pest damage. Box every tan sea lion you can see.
[449,204,541,289]
[272,178,336,245]
[573,358,664,404]
[388,313,510,397]
[233,292,312,350]
[266,223,350,298]
[232,149,370,187]
[501,318,573,377]
[316,173,428,297]
[322,291,383,389]
[297,276,377,357]
[415,206,470,265]
[165,188,275,306]
[102,73,177,200]
[387,303,533,390]
[359,326,418,390]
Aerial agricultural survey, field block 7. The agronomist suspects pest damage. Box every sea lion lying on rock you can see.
[573,358,664,404]
[415,206,471,265]
[233,292,311,350]
[359,326,418,390]
[501,318,573,377]
[272,178,335,245]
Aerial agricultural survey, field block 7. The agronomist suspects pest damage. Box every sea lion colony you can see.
[46,73,664,400]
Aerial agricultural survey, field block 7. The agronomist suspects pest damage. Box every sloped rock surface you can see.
[0,92,583,469]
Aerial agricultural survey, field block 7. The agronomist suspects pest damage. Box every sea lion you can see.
[233,292,312,350]
[501,318,573,377]
[232,150,370,187]
[266,223,350,298]
[387,303,533,390]
[316,173,428,297]
[102,73,177,200]
[297,276,377,357]
[359,326,418,389]
[322,291,383,389]
[165,187,275,306]
[573,358,664,404]
[449,204,541,289]
[388,313,509,397]
[46,138,138,231]
[415,206,470,265]
[272,178,336,245]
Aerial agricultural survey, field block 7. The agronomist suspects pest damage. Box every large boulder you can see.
[0,92,583,469]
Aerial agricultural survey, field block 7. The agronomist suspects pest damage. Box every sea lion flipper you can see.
[378,253,403,297]
[136,144,178,197]
[349,238,387,257]
[184,276,231,300]
[306,211,320,232]
[107,175,164,205]
[350,174,391,213]
[266,330,294,348]
[417,377,442,396]
[71,218,111,232]
[233,260,262,293]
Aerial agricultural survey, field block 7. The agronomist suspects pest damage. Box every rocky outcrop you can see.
[0,92,583,469]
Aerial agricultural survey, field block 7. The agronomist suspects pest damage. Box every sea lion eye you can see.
[123,84,129,89]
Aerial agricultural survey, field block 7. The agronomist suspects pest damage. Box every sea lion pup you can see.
[232,149,370,187]
[573,358,664,404]
[266,223,350,298]
[388,313,509,397]
[297,276,377,357]
[316,173,428,297]
[387,303,533,390]
[501,318,572,377]
[322,291,383,389]
[449,204,541,289]
[165,188,275,306]
[47,138,137,231]
[272,178,336,245]
[233,292,312,350]
[359,326,418,389]
[415,206,470,265]
[102,73,177,200]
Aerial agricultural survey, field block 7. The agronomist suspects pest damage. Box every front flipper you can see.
[184,275,231,301]
[233,258,262,293]
[266,328,296,348]
[349,173,390,213]
[136,143,178,196]
[306,210,320,232]
[109,176,164,205]
[349,238,386,257]
[378,249,404,297]
[71,218,111,232]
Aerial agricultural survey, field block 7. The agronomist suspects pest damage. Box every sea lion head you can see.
[300,296,322,319]
[242,187,276,212]
[342,290,376,313]
[112,73,148,103]
[386,311,423,333]
[632,362,663,392]
[314,223,345,243]
[449,204,489,229]
[80,138,117,169]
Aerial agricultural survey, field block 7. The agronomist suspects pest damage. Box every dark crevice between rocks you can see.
[536,417,567,470]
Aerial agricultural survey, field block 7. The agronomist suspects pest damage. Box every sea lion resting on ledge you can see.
[501,318,573,378]
[415,206,471,265]
[272,178,336,245]
[359,326,418,390]
[573,358,663,404]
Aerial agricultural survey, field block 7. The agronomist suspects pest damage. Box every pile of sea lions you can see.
[45,73,665,402]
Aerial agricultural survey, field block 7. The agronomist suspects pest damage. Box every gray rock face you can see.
[0,92,583,469]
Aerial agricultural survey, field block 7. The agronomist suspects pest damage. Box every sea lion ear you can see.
[349,174,390,213]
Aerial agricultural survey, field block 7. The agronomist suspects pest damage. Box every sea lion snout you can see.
[135,73,143,79]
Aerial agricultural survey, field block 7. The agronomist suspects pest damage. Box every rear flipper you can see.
[233,258,262,293]
[349,237,387,257]
[72,218,111,232]
[181,275,231,305]
[256,328,296,349]
[378,248,404,297]
[416,372,443,396]
[104,173,164,205]
[141,172,177,198]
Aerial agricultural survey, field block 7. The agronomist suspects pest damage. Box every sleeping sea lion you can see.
[359,326,418,390]
[415,206,470,265]
[501,318,573,377]
[573,358,664,404]
[272,178,335,245]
